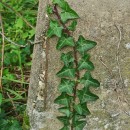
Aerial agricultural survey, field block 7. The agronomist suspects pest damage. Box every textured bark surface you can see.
[27,0,130,130]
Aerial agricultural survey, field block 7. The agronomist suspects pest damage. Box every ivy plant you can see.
[46,0,100,130]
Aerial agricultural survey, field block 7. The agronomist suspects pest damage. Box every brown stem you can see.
[53,5,71,35]
[0,13,5,91]
[53,5,80,130]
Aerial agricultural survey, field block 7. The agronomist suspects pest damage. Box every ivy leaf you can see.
[61,52,74,67]
[47,20,63,37]
[81,71,100,88]
[74,103,90,116]
[57,116,70,126]
[76,35,97,55]
[74,104,83,115]
[73,114,86,122]
[60,11,79,23]
[78,54,94,70]
[60,126,69,130]
[81,103,91,116]
[78,87,99,103]
[53,0,79,22]
[54,92,72,107]
[53,0,69,10]
[74,121,86,130]
[68,20,77,31]
[58,78,75,94]
[56,36,75,50]
[58,107,71,117]
[57,66,76,78]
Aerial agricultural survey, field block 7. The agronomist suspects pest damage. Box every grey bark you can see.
[27,0,50,129]
[27,0,130,130]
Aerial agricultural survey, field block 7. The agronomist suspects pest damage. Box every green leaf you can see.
[57,116,70,125]
[57,66,76,78]
[74,121,86,130]
[81,103,91,116]
[46,5,53,14]
[81,71,100,88]
[60,126,69,130]
[61,52,74,67]
[74,103,90,116]
[60,11,79,23]
[72,114,86,122]
[53,0,79,22]
[68,20,77,31]
[78,87,99,103]
[0,93,2,105]
[56,36,75,50]
[15,18,23,29]
[58,107,71,117]
[76,35,97,55]
[47,20,63,37]
[58,78,75,94]
[53,0,69,10]
[74,104,83,115]
[54,92,72,107]
[78,54,94,70]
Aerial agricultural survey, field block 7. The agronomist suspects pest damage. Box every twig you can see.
[7,92,18,116]
[0,31,44,47]
[99,56,113,77]
[0,14,5,91]
[114,24,125,88]
[114,24,130,114]
[0,1,35,29]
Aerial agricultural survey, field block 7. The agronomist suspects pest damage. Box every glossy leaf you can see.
[58,78,75,94]
[73,114,86,123]
[68,20,77,31]
[57,116,70,125]
[81,71,100,88]
[74,104,83,115]
[61,11,79,23]
[74,121,86,130]
[53,0,79,22]
[61,52,74,67]
[78,54,94,70]
[56,36,75,50]
[54,92,72,107]
[81,103,91,115]
[53,0,78,14]
[60,126,69,130]
[47,20,63,37]
[78,87,99,103]
[53,0,69,10]
[58,107,71,117]
[74,103,90,116]
[57,66,76,78]
[76,35,97,55]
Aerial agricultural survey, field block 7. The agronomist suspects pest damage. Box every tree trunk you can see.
[27,0,130,130]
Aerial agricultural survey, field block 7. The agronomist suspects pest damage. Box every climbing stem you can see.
[53,5,80,130]
[53,4,71,35]
[47,1,100,130]
[71,46,80,130]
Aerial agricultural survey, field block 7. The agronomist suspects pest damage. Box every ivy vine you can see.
[46,0,100,130]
